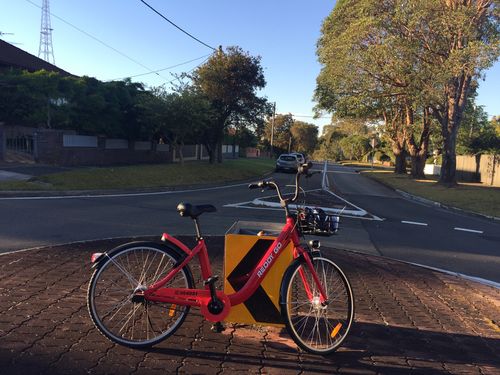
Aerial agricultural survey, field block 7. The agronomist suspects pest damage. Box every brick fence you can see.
[0,125,239,166]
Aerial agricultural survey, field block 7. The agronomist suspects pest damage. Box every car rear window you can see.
[280,156,296,161]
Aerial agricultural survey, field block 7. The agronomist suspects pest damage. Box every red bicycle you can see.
[87,163,354,354]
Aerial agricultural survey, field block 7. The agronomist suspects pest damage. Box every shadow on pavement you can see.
[0,237,498,374]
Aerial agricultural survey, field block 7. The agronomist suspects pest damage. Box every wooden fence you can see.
[456,154,500,186]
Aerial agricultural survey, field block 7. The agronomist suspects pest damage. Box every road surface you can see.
[1,163,499,282]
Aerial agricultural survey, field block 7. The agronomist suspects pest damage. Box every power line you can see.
[138,0,216,51]
[24,0,170,82]
[292,114,332,119]
[108,54,211,81]
[166,56,210,85]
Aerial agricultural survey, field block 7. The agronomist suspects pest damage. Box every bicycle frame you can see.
[143,216,328,321]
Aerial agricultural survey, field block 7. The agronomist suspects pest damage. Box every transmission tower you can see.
[38,0,55,64]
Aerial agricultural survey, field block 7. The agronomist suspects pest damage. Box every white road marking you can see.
[454,227,484,234]
[224,186,384,221]
[401,220,428,226]
[0,182,250,201]
[328,170,358,174]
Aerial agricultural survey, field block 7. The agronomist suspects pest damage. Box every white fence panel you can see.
[105,139,128,149]
[63,135,97,148]
[156,143,170,152]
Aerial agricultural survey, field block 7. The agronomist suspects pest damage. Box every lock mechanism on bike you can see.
[309,240,321,249]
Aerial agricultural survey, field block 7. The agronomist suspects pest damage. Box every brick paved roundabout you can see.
[0,236,499,375]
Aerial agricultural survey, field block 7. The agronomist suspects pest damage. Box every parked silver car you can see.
[291,152,306,164]
[275,154,299,172]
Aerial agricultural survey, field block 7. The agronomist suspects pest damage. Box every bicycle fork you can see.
[299,253,329,306]
[297,253,345,339]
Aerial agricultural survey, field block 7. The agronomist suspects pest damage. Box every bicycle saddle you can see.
[177,202,217,219]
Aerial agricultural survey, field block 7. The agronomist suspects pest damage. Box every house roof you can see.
[0,39,73,76]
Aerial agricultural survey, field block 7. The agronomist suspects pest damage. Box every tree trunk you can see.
[409,154,426,179]
[178,143,184,166]
[216,140,223,163]
[406,107,431,179]
[433,75,471,186]
[383,109,406,174]
[439,130,458,186]
[394,148,407,174]
[205,142,216,164]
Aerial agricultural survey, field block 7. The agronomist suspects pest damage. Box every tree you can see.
[264,113,294,154]
[315,0,422,175]
[138,87,211,164]
[0,69,64,127]
[339,134,370,160]
[314,125,346,161]
[315,0,499,181]
[492,116,500,137]
[191,46,267,163]
[394,0,500,184]
[0,69,150,139]
[290,121,318,155]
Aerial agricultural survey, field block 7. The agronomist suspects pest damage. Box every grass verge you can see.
[0,158,275,191]
[362,170,500,218]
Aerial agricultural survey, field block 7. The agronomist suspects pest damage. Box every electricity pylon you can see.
[38,0,55,64]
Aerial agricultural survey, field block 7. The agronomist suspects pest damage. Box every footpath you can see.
[1,236,499,375]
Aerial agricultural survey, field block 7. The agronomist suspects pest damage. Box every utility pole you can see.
[270,102,276,158]
[38,0,55,64]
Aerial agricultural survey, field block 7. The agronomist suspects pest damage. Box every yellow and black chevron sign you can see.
[223,234,293,327]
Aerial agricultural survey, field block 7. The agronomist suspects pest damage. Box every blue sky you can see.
[1,0,499,131]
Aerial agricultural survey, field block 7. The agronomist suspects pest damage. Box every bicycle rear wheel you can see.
[87,242,194,348]
[281,256,354,355]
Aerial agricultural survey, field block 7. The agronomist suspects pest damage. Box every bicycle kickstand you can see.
[211,321,225,333]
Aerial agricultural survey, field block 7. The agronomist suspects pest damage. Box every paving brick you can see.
[0,238,499,375]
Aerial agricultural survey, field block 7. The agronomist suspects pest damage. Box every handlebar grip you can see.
[249,180,276,190]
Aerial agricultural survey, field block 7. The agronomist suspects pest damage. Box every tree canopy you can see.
[191,46,268,163]
[290,121,319,155]
[0,69,147,139]
[315,0,500,183]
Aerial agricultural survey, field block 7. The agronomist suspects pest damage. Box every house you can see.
[0,39,72,76]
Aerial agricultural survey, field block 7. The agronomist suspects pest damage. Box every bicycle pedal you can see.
[211,321,225,333]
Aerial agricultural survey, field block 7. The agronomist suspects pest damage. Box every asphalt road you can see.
[1,163,499,283]
[328,164,500,282]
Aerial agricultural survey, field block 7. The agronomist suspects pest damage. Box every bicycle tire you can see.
[87,241,194,348]
[280,256,354,355]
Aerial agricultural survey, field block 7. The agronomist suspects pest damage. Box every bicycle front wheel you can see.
[281,256,354,355]
[87,242,194,348]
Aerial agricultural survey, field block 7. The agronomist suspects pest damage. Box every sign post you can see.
[370,138,378,170]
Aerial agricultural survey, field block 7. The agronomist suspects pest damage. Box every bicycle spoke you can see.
[107,254,140,287]
[89,244,193,347]
[284,257,353,354]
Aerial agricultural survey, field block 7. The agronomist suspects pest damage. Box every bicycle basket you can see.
[297,207,339,236]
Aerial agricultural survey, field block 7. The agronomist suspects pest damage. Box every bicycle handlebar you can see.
[248,162,313,215]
